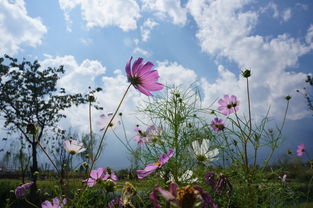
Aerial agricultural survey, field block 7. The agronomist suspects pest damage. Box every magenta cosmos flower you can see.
[15,182,33,198]
[133,125,160,146]
[297,143,305,156]
[41,197,67,208]
[126,57,164,96]
[211,118,225,131]
[84,167,118,187]
[137,149,174,179]
[218,95,240,116]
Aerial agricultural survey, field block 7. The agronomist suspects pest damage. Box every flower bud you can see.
[241,69,251,78]
[285,95,291,101]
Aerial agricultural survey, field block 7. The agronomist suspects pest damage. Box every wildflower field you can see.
[0,54,312,208]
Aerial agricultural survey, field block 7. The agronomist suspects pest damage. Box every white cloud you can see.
[187,0,313,120]
[80,37,93,46]
[296,3,308,11]
[58,0,141,31]
[133,47,151,57]
[141,0,187,25]
[40,55,106,93]
[282,8,292,22]
[0,0,47,55]
[305,25,313,45]
[261,2,292,23]
[141,18,158,42]
[156,61,198,87]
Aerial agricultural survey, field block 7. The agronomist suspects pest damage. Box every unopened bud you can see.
[241,69,251,78]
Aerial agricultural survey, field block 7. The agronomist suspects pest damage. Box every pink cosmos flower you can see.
[211,118,225,131]
[218,95,240,116]
[84,167,118,187]
[97,113,120,131]
[133,125,160,146]
[126,57,164,96]
[15,182,34,198]
[297,143,305,156]
[41,197,67,208]
[137,149,174,179]
[103,168,118,182]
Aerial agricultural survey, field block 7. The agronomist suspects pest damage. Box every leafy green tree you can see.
[0,55,86,203]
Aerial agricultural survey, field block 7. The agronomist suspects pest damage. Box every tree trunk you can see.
[30,141,38,204]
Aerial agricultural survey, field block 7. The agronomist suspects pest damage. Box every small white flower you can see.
[159,170,198,183]
[279,174,287,183]
[64,139,86,155]
[192,139,219,163]
[178,170,198,183]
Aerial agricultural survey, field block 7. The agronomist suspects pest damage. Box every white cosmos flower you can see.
[192,139,219,163]
[64,139,86,155]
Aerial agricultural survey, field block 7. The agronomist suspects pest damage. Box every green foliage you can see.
[137,85,213,181]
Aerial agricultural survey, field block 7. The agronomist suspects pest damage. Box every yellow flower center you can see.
[69,150,77,155]
[154,161,161,167]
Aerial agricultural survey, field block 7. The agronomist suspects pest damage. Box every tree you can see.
[0,55,86,203]
[297,75,313,115]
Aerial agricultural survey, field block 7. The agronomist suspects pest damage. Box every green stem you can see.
[88,100,94,161]
[37,142,60,175]
[90,84,131,171]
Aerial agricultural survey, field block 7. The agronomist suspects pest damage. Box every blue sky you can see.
[0,0,312,169]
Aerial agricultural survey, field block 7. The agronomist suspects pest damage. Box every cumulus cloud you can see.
[58,0,141,31]
[187,0,313,120]
[0,0,47,55]
[141,0,187,25]
[156,61,198,87]
[141,18,158,42]
[40,55,106,93]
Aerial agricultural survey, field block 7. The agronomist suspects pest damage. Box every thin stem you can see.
[24,198,40,208]
[234,112,249,171]
[90,84,131,171]
[306,175,313,202]
[88,100,94,160]
[246,77,252,136]
[37,142,60,175]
